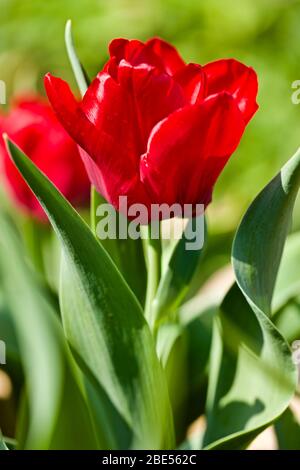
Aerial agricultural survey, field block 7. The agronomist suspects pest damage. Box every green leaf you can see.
[0,213,97,449]
[204,284,296,449]
[90,187,146,306]
[179,302,215,427]
[273,232,300,312]
[0,289,20,365]
[6,138,174,449]
[233,148,300,316]
[204,149,300,449]
[0,213,63,449]
[156,323,188,443]
[275,407,300,449]
[156,294,215,445]
[274,297,300,343]
[150,217,205,328]
[65,19,89,97]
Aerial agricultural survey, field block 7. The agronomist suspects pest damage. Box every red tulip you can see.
[0,97,90,220]
[44,38,258,221]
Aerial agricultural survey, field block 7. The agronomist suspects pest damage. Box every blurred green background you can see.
[1,0,300,244]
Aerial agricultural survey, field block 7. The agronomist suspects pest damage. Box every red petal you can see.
[203,59,258,124]
[174,63,206,104]
[108,37,186,76]
[146,38,185,75]
[44,73,93,144]
[116,61,185,146]
[140,93,245,207]
[109,38,129,59]
[78,147,110,202]
[45,73,142,204]
[82,64,185,207]
[108,38,163,71]
[46,70,181,210]
[103,57,119,79]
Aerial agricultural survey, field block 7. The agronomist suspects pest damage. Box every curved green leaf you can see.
[233,148,300,316]
[204,284,295,449]
[273,232,300,312]
[6,138,174,450]
[204,148,300,449]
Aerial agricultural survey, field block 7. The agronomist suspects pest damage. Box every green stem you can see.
[144,224,161,329]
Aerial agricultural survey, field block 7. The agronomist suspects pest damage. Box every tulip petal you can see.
[108,38,129,60]
[146,38,185,75]
[81,64,185,209]
[116,61,185,146]
[109,38,164,71]
[109,37,186,77]
[203,59,258,123]
[44,73,93,145]
[45,73,145,206]
[174,63,206,104]
[141,93,245,207]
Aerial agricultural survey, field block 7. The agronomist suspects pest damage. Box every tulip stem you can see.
[144,223,161,329]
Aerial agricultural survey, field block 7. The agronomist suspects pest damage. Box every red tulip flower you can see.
[45,38,258,221]
[0,97,90,220]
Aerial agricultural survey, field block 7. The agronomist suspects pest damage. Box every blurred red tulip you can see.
[0,97,90,220]
[45,38,258,221]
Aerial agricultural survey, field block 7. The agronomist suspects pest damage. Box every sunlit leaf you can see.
[273,232,300,312]
[204,148,300,449]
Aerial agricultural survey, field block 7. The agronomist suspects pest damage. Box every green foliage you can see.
[0,212,97,449]
[6,138,174,450]
[204,148,300,449]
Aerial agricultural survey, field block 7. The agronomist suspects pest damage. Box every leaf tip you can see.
[3,133,11,155]
[65,19,72,36]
